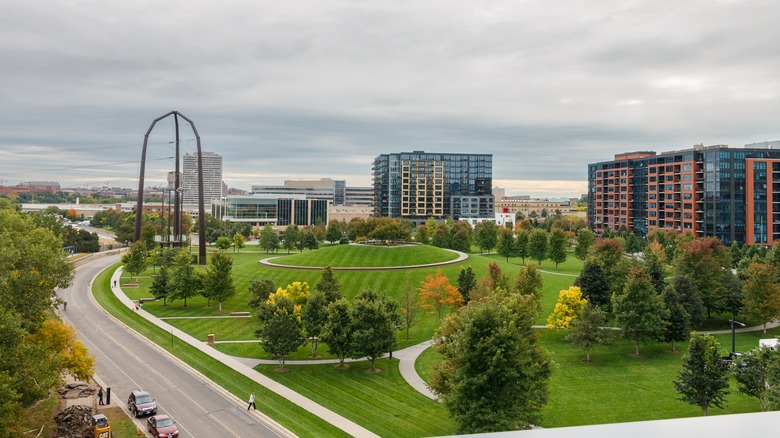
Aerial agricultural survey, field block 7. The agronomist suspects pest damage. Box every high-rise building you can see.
[182,152,222,205]
[588,142,780,245]
[372,151,493,226]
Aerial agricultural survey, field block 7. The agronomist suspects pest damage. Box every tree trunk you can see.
[764,322,767,334]
[370,357,376,371]
[672,340,676,353]
[703,403,708,416]
[635,336,640,356]
[585,348,590,362]
[278,355,284,369]
[218,301,222,312]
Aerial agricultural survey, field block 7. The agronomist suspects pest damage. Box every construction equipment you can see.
[90,413,111,438]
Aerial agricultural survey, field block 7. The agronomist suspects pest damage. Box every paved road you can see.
[60,254,291,438]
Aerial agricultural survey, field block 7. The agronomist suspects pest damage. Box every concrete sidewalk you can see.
[110,267,379,438]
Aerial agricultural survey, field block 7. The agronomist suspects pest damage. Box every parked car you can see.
[147,414,179,438]
[127,389,157,417]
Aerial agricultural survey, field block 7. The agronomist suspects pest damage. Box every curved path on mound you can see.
[259,247,468,271]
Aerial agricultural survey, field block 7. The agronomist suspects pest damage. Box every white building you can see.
[182,152,222,205]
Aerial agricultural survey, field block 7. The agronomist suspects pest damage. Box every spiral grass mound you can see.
[265,244,461,268]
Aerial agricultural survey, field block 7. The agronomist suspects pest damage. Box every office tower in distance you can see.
[372,151,493,227]
[182,152,223,205]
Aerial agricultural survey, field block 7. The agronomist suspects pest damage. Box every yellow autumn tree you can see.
[267,281,310,314]
[27,319,95,380]
[418,268,463,321]
[546,286,587,329]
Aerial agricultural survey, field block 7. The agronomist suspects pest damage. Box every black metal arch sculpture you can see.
[133,111,207,265]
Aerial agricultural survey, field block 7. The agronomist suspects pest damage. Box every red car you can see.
[147,414,179,438]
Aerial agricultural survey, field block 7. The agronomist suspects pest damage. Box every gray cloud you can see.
[0,0,778,197]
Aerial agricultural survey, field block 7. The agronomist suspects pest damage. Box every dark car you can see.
[147,414,179,438]
[127,389,157,417]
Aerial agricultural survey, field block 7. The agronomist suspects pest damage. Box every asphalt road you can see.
[60,254,289,437]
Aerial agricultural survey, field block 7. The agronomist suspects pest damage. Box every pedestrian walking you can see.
[247,393,256,410]
[113,280,117,288]
[63,301,67,311]
[98,387,104,405]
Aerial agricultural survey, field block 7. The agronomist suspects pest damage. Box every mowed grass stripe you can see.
[269,244,459,267]
[256,359,455,437]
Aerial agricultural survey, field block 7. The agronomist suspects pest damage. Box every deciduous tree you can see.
[528,229,548,266]
[732,346,780,411]
[547,286,587,329]
[320,299,353,367]
[202,252,235,312]
[565,302,612,362]
[168,249,203,307]
[232,232,245,253]
[302,291,328,357]
[248,278,275,309]
[215,236,232,253]
[475,221,498,255]
[548,229,567,269]
[418,269,463,321]
[456,266,476,303]
[612,268,669,356]
[314,265,342,303]
[574,228,594,260]
[496,226,515,261]
[674,333,730,416]
[260,224,279,253]
[574,261,611,310]
[122,240,148,279]
[430,292,552,433]
[742,262,780,334]
[515,229,530,264]
[514,262,544,298]
[255,296,305,370]
[351,297,396,372]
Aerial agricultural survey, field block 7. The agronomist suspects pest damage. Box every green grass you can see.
[414,327,777,428]
[268,244,460,267]
[131,249,579,352]
[94,263,348,438]
[255,359,456,437]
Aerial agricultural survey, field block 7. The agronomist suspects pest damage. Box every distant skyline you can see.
[1,1,778,198]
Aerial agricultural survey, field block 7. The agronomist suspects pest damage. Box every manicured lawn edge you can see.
[92,262,348,438]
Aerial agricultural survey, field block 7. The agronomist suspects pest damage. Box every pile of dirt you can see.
[57,382,95,399]
[53,405,93,438]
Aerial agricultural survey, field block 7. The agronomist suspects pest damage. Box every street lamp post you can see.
[730,313,746,354]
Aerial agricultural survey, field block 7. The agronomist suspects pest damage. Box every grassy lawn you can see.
[94,263,348,438]
[255,359,456,437]
[414,327,778,428]
[268,244,460,267]
[130,246,579,351]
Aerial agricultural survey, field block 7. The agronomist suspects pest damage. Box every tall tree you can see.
[260,224,280,253]
[487,262,511,292]
[314,265,342,303]
[548,229,568,269]
[732,346,780,411]
[122,240,148,279]
[515,229,530,264]
[674,333,730,416]
[415,223,430,245]
[302,291,329,357]
[400,285,419,340]
[418,269,463,321]
[574,261,611,310]
[663,286,690,353]
[0,208,74,329]
[612,268,669,356]
[456,266,476,303]
[282,224,300,253]
[496,226,515,261]
[574,228,595,260]
[514,262,544,298]
[168,249,203,307]
[675,237,731,317]
[202,252,235,312]
[475,221,499,255]
[255,296,306,369]
[430,292,552,433]
[742,262,780,334]
[149,265,170,306]
[302,229,319,251]
[565,302,612,362]
[547,286,587,329]
[247,278,275,309]
[320,299,353,367]
[528,229,548,266]
[232,232,245,253]
[215,236,232,253]
[326,220,344,243]
[669,275,705,325]
[351,296,396,371]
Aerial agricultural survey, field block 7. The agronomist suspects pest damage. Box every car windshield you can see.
[157,418,174,427]
[136,394,153,404]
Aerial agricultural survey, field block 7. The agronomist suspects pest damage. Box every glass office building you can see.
[372,151,493,226]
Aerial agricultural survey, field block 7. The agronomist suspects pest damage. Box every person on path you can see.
[113,280,117,288]
[98,387,104,405]
[247,393,256,410]
[63,301,67,311]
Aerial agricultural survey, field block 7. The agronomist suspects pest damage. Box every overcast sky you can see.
[1,1,778,198]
